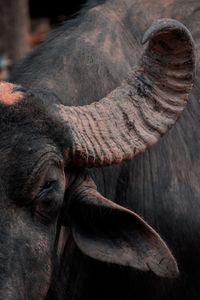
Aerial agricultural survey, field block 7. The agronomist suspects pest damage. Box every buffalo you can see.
[0,0,199,299]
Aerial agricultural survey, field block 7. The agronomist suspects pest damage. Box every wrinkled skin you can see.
[0,0,199,299]
[0,115,66,299]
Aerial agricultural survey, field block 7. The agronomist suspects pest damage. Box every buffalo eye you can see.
[34,164,65,223]
[39,180,57,196]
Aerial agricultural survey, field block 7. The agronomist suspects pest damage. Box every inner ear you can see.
[65,185,179,278]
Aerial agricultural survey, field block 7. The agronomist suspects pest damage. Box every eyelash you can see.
[38,180,57,197]
[43,180,56,190]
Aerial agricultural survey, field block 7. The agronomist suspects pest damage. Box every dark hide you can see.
[7,0,200,299]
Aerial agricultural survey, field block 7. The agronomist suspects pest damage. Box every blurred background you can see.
[0,0,87,80]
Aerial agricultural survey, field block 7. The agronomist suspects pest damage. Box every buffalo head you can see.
[0,19,195,299]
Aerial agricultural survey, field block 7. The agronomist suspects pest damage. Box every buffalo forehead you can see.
[0,135,61,200]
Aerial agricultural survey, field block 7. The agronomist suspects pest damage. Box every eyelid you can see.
[28,155,62,187]
[37,180,57,198]
[21,152,65,203]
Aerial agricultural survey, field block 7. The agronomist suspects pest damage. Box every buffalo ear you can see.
[67,187,179,278]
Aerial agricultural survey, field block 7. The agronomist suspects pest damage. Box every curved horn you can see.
[55,19,195,167]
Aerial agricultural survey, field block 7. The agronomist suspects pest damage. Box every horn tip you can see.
[141,18,193,45]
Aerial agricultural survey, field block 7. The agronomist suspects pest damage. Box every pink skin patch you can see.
[0,82,23,105]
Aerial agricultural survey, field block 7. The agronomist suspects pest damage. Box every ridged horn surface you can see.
[56,19,195,167]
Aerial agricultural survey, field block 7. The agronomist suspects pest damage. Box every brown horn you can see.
[54,19,195,167]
